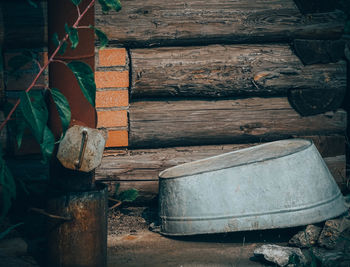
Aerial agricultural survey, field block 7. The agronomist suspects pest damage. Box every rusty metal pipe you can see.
[48,0,96,192]
[46,183,108,267]
[46,1,107,267]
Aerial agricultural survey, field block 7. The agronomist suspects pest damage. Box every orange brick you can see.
[97,110,128,128]
[98,48,126,67]
[95,71,129,88]
[105,130,128,147]
[96,90,128,108]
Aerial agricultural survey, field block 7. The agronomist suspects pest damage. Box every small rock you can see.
[253,244,306,266]
[318,218,350,249]
[289,225,322,248]
[149,222,161,233]
[312,247,344,267]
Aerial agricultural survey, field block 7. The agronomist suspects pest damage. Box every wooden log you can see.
[1,1,345,49]
[293,0,338,14]
[96,135,346,181]
[0,1,47,48]
[129,98,347,148]
[288,88,346,116]
[131,45,347,99]
[293,39,348,65]
[324,155,348,193]
[96,0,345,47]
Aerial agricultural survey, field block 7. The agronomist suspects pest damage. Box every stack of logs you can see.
[95,0,349,203]
[1,0,349,203]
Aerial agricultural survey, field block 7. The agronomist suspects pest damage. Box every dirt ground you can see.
[1,201,350,266]
[107,205,298,267]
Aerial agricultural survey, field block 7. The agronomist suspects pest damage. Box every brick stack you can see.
[95,48,129,147]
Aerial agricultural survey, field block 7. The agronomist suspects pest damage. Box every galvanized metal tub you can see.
[159,139,347,236]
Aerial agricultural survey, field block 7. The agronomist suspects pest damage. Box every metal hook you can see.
[74,128,88,170]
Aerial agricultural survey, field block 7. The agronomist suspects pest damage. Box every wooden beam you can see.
[96,0,345,47]
[98,136,346,181]
[96,135,346,181]
[1,1,345,48]
[293,39,348,65]
[324,155,348,193]
[129,98,347,148]
[131,44,347,99]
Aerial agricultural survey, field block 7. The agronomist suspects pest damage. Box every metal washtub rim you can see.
[159,139,313,180]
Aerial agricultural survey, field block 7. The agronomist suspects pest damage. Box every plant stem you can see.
[0,0,96,133]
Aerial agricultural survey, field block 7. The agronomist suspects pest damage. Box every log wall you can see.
[0,1,346,48]
[96,0,345,47]
[131,44,346,98]
[1,0,349,204]
[129,98,347,148]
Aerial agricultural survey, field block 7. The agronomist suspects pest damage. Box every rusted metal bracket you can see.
[30,207,72,222]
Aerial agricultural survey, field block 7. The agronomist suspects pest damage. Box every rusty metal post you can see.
[47,1,107,267]
[48,0,96,192]
[46,183,108,267]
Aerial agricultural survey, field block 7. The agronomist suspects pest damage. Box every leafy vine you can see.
[0,0,121,222]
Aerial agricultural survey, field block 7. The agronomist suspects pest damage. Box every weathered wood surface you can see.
[1,1,345,48]
[129,98,347,148]
[324,155,348,192]
[96,135,345,181]
[293,39,348,65]
[0,1,47,48]
[96,0,345,47]
[288,88,346,116]
[131,45,347,99]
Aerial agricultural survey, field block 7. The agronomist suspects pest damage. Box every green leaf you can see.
[71,0,81,6]
[119,189,138,202]
[51,88,71,133]
[67,61,96,107]
[52,32,60,48]
[3,102,26,149]
[19,92,54,163]
[0,153,16,220]
[98,0,112,13]
[105,0,122,12]
[90,26,109,49]
[27,0,38,8]
[59,41,68,55]
[65,23,79,49]
[0,223,24,240]
[40,127,55,164]
[15,117,26,150]
[19,91,48,143]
